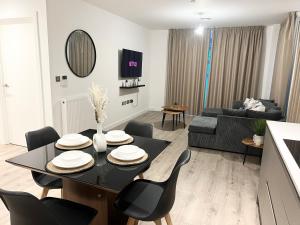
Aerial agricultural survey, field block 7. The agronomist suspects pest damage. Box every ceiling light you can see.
[195,25,204,35]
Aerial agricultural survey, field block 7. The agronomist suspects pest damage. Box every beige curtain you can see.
[207,26,264,108]
[166,29,211,115]
[287,21,300,122]
[270,12,296,107]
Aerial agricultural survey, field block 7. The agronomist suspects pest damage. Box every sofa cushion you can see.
[232,100,244,109]
[247,108,282,121]
[189,116,218,134]
[259,99,275,103]
[201,108,223,118]
[222,108,247,117]
[260,101,278,110]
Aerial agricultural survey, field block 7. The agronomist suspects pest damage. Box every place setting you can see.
[104,130,134,146]
[55,133,93,150]
[46,150,95,174]
[106,144,149,166]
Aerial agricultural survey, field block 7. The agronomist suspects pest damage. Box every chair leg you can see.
[41,187,49,198]
[127,217,137,225]
[165,213,173,225]
[162,113,166,128]
[154,219,162,225]
[172,115,175,130]
[138,173,144,179]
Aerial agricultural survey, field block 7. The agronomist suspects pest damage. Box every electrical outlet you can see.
[130,99,133,103]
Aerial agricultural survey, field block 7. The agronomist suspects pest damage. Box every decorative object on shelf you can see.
[89,83,108,152]
[119,84,146,89]
[252,119,267,146]
[65,29,96,78]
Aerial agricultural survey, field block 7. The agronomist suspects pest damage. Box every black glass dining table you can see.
[6,129,170,225]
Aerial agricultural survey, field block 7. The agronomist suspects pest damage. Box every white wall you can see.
[46,0,151,134]
[0,0,52,144]
[148,30,169,111]
[260,24,280,99]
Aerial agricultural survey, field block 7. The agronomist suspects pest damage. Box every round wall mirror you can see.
[65,30,96,77]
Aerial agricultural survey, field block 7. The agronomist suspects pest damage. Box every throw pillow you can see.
[232,100,244,109]
[249,102,266,112]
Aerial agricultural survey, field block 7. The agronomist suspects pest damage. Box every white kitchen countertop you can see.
[267,121,300,197]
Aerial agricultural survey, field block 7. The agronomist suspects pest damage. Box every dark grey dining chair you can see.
[0,188,97,225]
[124,120,153,138]
[115,149,191,225]
[124,120,153,179]
[25,126,62,198]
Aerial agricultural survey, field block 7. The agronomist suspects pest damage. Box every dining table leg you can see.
[62,179,127,225]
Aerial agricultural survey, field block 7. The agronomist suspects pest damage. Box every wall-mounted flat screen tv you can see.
[121,49,143,77]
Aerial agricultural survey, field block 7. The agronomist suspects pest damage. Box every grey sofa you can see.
[188,100,283,155]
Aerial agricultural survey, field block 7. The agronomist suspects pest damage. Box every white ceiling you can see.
[84,0,300,29]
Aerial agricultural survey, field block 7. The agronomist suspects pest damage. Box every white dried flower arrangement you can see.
[89,83,108,124]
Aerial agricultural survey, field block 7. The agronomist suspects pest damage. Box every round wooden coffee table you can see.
[241,137,263,165]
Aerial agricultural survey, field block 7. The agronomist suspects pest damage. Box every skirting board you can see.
[103,109,148,130]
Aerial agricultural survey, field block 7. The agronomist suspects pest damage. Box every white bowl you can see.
[111,145,145,161]
[52,151,92,169]
[107,130,126,138]
[105,132,130,143]
[57,134,89,147]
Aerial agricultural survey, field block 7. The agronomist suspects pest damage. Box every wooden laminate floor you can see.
[0,111,260,225]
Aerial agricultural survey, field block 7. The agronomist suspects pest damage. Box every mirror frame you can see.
[65,29,97,78]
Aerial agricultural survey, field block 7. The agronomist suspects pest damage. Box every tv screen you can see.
[121,49,143,77]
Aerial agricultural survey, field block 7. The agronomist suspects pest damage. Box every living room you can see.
[0,0,300,225]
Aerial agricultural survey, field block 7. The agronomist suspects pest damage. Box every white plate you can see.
[57,134,89,147]
[105,133,130,143]
[111,145,145,161]
[52,151,92,169]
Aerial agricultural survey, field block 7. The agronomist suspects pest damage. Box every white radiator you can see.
[61,95,95,135]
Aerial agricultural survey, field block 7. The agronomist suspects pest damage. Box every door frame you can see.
[0,13,46,144]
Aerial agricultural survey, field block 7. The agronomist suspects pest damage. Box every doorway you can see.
[0,17,44,146]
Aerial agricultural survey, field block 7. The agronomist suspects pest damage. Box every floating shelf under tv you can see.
[119,84,146,89]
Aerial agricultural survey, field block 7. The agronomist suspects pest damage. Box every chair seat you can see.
[115,180,164,221]
[42,197,97,225]
[34,173,63,189]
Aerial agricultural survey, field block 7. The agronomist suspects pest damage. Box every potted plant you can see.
[89,83,108,152]
[252,119,267,146]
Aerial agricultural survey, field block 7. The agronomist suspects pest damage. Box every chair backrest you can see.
[0,189,60,225]
[152,149,191,219]
[25,126,60,151]
[25,127,60,185]
[124,121,153,138]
